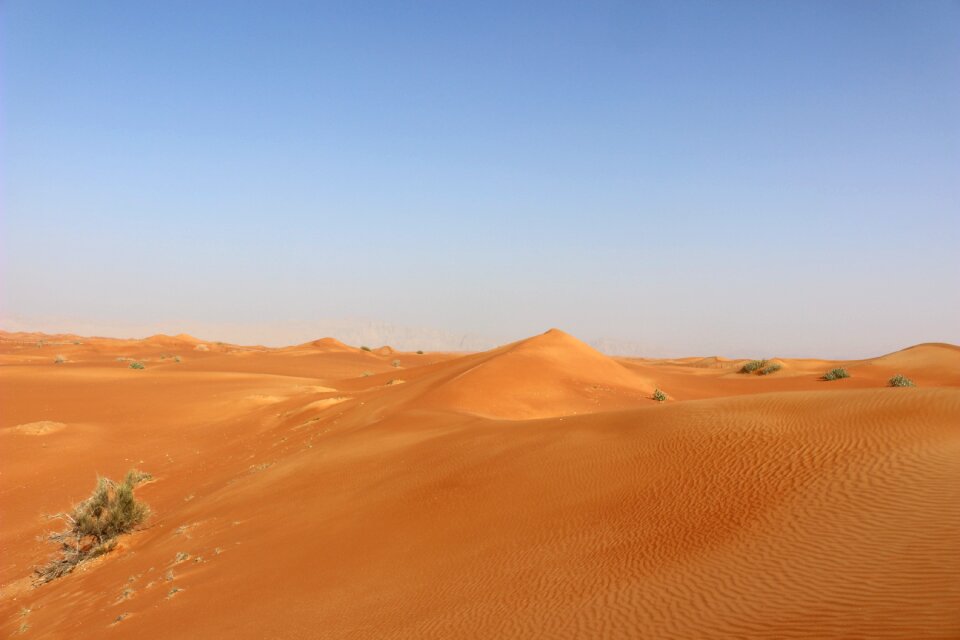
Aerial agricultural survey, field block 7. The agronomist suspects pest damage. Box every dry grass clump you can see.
[739,360,768,374]
[822,368,850,381]
[37,470,151,583]
[889,374,915,387]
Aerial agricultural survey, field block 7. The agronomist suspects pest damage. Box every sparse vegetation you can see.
[416,350,424,355]
[37,469,151,583]
[360,346,371,352]
[652,388,667,402]
[391,359,401,368]
[361,371,373,377]
[54,354,66,364]
[758,363,781,375]
[822,368,850,381]
[129,361,145,370]
[173,356,182,363]
[739,360,768,374]
[889,374,915,387]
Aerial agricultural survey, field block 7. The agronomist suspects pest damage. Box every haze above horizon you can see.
[2,1,958,358]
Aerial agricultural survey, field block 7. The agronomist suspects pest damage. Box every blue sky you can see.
[2,1,958,356]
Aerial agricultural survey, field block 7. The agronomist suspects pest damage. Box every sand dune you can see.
[408,328,656,419]
[1,329,958,638]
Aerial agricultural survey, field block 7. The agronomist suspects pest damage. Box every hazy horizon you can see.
[3,1,958,357]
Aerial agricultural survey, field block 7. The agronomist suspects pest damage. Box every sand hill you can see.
[1,329,958,638]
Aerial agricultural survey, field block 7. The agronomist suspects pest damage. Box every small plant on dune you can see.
[360,346,371,352]
[129,361,145,370]
[652,388,667,402]
[361,371,373,377]
[391,359,401,368]
[416,350,424,355]
[758,363,781,375]
[54,355,66,365]
[173,356,182,363]
[38,470,151,583]
[739,359,768,374]
[822,367,850,381]
[889,374,915,387]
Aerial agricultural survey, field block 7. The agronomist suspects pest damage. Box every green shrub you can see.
[360,346,371,352]
[38,470,150,583]
[129,361,145,370]
[739,360,768,374]
[652,388,667,402]
[822,368,850,381]
[889,374,915,387]
[758,363,781,375]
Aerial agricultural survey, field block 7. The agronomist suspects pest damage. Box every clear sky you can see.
[2,1,958,357]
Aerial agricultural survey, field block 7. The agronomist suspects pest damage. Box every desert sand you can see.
[1,329,958,638]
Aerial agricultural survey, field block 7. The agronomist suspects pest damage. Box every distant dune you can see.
[1,329,958,638]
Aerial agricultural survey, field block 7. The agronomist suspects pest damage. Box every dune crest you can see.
[413,328,656,419]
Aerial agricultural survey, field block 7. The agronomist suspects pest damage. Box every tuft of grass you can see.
[360,346,371,352]
[889,373,915,387]
[758,363,782,375]
[129,361,145,370]
[652,388,667,402]
[391,359,401,368]
[173,356,182,363]
[739,359,768,374]
[125,469,152,485]
[37,470,150,583]
[416,350,424,355]
[822,367,850,381]
[361,371,373,377]
[54,354,66,364]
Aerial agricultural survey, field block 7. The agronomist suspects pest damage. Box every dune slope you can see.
[1,331,958,639]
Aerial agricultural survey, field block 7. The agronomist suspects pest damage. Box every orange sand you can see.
[1,329,958,638]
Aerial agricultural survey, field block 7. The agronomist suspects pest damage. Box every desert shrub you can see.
[38,470,150,583]
[739,360,768,374]
[54,355,66,364]
[361,371,373,377]
[759,363,781,375]
[129,361,145,370]
[173,356,182,363]
[889,374,915,387]
[652,388,667,402]
[416,350,424,355]
[822,368,850,381]
[360,346,371,352]
[391,359,401,368]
